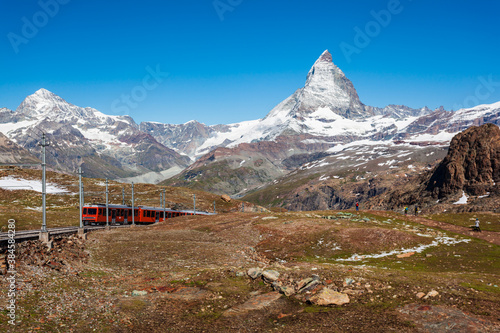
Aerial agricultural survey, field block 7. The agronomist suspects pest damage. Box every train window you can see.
[147,211,151,217]
[134,210,138,217]
[128,210,132,216]
[160,212,164,218]
[83,208,87,214]
[88,208,97,215]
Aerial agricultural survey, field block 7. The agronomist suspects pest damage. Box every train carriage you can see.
[82,204,213,225]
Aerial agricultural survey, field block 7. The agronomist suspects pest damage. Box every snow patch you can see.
[453,191,468,205]
[0,176,69,193]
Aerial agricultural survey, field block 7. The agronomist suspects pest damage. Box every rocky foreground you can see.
[1,211,499,332]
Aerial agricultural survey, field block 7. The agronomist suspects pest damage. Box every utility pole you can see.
[122,187,125,205]
[213,200,216,214]
[78,167,83,228]
[163,189,166,221]
[105,178,109,227]
[160,191,162,222]
[193,194,196,215]
[131,182,135,225]
[40,133,50,233]
[242,202,244,212]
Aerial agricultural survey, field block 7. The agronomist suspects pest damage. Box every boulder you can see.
[397,252,415,258]
[262,269,280,282]
[426,123,500,198]
[247,267,263,279]
[416,292,426,299]
[424,290,439,299]
[309,288,350,306]
[221,194,231,203]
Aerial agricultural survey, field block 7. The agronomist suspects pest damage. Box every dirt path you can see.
[366,210,500,246]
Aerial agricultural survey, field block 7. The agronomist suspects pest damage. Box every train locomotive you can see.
[82,204,212,225]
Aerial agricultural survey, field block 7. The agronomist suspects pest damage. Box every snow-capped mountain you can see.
[0,89,189,179]
[1,50,498,188]
[158,50,499,196]
[143,50,445,160]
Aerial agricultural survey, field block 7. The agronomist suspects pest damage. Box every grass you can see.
[427,212,500,232]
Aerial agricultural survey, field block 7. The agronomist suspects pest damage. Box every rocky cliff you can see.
[425,123,500,198]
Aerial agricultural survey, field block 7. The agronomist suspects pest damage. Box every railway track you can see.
[0,224,136,245]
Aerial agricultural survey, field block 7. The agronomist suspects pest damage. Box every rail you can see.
[0,224,138,246]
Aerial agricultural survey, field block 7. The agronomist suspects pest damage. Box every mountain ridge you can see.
[0,51,499,191]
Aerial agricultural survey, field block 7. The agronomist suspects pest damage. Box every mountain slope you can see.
[0,132,40,165]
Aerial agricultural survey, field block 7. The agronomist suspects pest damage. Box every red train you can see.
[82,204,213,225]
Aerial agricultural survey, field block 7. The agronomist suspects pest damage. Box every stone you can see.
[309,288,350,306]
[416,292,426,299]
[296,277,313,290]
[131,290,147,296]
[343,289,364,296]
[299,280,321,293]
[247,267,263,279]
[424,290,439,299]
[343,278,355,287]
[397,252,415,258]
[271,281,282,291]
[279,285,296,297]
[221,194,231,203]
[39,231,50,243]
[262,269,280,282]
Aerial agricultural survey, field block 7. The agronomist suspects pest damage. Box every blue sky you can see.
[0,0,499,125]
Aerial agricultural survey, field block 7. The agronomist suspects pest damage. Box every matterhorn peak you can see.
[317,50,333,63]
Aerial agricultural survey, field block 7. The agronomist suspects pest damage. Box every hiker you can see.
[474,218,481,232]
[356,202,359,211]
[414,205,418,216]
[404,206,408,216]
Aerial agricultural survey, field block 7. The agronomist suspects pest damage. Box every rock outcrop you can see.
[425,124,500,198]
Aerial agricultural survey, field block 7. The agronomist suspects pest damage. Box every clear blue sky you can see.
[0,0,499,125]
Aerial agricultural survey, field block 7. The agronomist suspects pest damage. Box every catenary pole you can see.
[105,178,109,227]
[131,182,135,225]
[78,167,83,228]
[40,133,50,233]
[163,189,166,221]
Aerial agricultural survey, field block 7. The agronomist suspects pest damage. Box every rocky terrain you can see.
[0,133,39,165]
[1,210,499,332]
[242,124,500,214]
